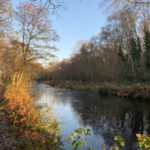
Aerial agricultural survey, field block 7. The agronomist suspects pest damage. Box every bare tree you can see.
[0,0,11,31]
[13,1,58,85]
[29,0,64,14]
[99,0,150,18]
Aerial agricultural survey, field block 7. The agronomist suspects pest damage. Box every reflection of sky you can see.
[36,84,104,149]
[35,83,150,150]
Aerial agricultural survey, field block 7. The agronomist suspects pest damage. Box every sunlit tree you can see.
[13,1,58,85]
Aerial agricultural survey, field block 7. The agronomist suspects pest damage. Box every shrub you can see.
[3,83,60,149]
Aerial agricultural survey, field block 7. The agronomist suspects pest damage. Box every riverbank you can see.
[0,83,60,150]
[0,84,19,149]
[43,80,150,100]
[0,102,20,149]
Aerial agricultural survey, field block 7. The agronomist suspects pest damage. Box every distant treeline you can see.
[39,8,150,83]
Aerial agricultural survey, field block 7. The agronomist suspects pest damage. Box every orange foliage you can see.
[4,83,41,128]
[3,82,60,148]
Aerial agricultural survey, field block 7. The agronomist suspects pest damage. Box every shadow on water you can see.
[33,83,150,150]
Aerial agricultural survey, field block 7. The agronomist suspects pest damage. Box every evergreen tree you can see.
[130,37,140,63]
[129,37,142,81]
[144,30,150,70]
[118,45,126,62]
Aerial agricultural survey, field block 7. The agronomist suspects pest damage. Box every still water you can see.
[34,83,150,150]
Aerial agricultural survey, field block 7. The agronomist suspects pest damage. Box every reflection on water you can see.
[33,83,150,150]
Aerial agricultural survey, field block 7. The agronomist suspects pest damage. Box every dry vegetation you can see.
[0,0,62,149]
[0,0,150,149]
[39,0,150,101]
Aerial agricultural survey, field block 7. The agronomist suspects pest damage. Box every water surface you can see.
[34,83,150,150]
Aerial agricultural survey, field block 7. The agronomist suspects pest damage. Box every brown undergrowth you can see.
[2,82,61,150]
[44,80,150,100]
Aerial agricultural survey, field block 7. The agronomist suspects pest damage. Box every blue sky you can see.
[13,0,106,60]
[52,0,106,60]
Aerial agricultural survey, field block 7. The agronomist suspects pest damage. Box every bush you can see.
[3,83,60,149]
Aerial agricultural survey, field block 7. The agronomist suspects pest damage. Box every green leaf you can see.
[75,128,83,134]
[77,140,83,147]
[114,146,120,150]
[86,129,91,135]
[72,132,78,137]
[114,135,125,147]
[72,141,78,150]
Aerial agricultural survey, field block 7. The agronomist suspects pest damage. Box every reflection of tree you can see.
[68,92,150,149]
[34,84,150,149]
[33,83,73,105]
[32,83,45,101]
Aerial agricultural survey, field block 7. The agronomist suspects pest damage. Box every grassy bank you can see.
[44,80,150,100]
[43,80,100,92]
[98,83,150,100]
[0,83,61,150]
